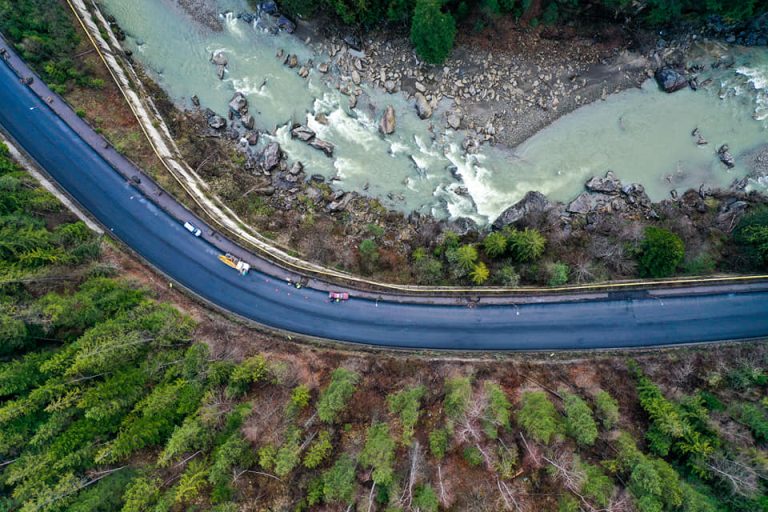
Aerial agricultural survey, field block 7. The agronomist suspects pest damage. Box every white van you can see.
[183,221,202,237]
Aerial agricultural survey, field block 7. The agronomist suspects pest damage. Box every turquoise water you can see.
[99,0,768,223]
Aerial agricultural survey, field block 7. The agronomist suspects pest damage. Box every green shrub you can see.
[0,0,94,91]
[494,264,521,286]
[360,422,396,486]
[440,230,460,251]
[595,390,620,430]
[483,231,508,258]
[413,255,444,284]
[444,376,472,427]
[121,475,162,512]
[287,384,311,414]
[470,261,490,284]
[558,494,580,512]
[547,262,569,287]
[387,0,416,22]
[682,253,717,275]
[734,205,768,268]
[428,428,449,460]
[410,0,456,65]
[516,391,561,444]
[322,454,357,504]
[580,460,614,507]
[542,2,559,24]
[174,458,210,506]
[317,368,359,423]
[358,238,379,273]
[387,385,426,445]
[225,355,270,398]
[367,223,385,237]
[563,392,598,446]
[633,369,715,463]
[274,427,302,477]
[507,228,546,262]
[412,484,439,512]
[463,445,484,466]
[637,227,684,278]
[726,365,767,390]
[629,460,663,508]
[455,244,479,271]
[731,402,768,442]
[495,442,518,479]
[258,444,277,471]
[65,471,134,511]
[482,382,511,439]
[304,430,333,469]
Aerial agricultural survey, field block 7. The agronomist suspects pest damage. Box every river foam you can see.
[100,0,768,224]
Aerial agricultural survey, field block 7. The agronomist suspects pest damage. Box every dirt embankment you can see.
[103,243,768,511]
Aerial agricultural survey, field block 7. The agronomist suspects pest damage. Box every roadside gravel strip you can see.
[2,34,768,349]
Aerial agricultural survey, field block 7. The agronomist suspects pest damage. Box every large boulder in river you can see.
[621,183,652,209]
[211,52,228,80]
[567,193,594,215]
[379,105,396,135]
[492,191,551,230]
[309,138,334,157]
[655,67,688,93]
[277,15,296,33]
[207,115,226,130]
[444,217,479,237]
[567,193,615,214]
[229,92,248,116]
[291,125,316,142]
[718,144,736,168]
[261,142,281,171]
[210,52,228,66]
[240,114,255,130]
[585,171,622,194]
[447,111,462,130]
[414,92,432,119]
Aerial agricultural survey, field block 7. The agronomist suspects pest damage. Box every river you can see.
[97,0,768,224]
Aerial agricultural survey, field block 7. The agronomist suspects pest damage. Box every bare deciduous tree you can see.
[400,441,422,508]
[518,432,542,469]
[497,477,524,512]
[542,450,585,495]
[706,454,760,498]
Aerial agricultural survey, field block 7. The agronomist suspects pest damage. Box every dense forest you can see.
[276,0,768,63]
[0,0,767,503]
[0,141,768,511]
[0,0,102,93]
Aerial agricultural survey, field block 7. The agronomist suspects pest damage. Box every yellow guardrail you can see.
[65,0,768,295]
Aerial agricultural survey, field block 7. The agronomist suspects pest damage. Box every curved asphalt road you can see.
[1,52,768,350]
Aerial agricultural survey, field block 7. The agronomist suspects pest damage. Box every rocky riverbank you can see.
[294,16,653,148]
[108,0,768,286]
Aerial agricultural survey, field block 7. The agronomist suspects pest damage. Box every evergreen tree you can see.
[411,0,456,65]
[517,391,561,444]
[563,392,598,446]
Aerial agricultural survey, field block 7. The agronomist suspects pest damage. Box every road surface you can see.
[1,43,768,350]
